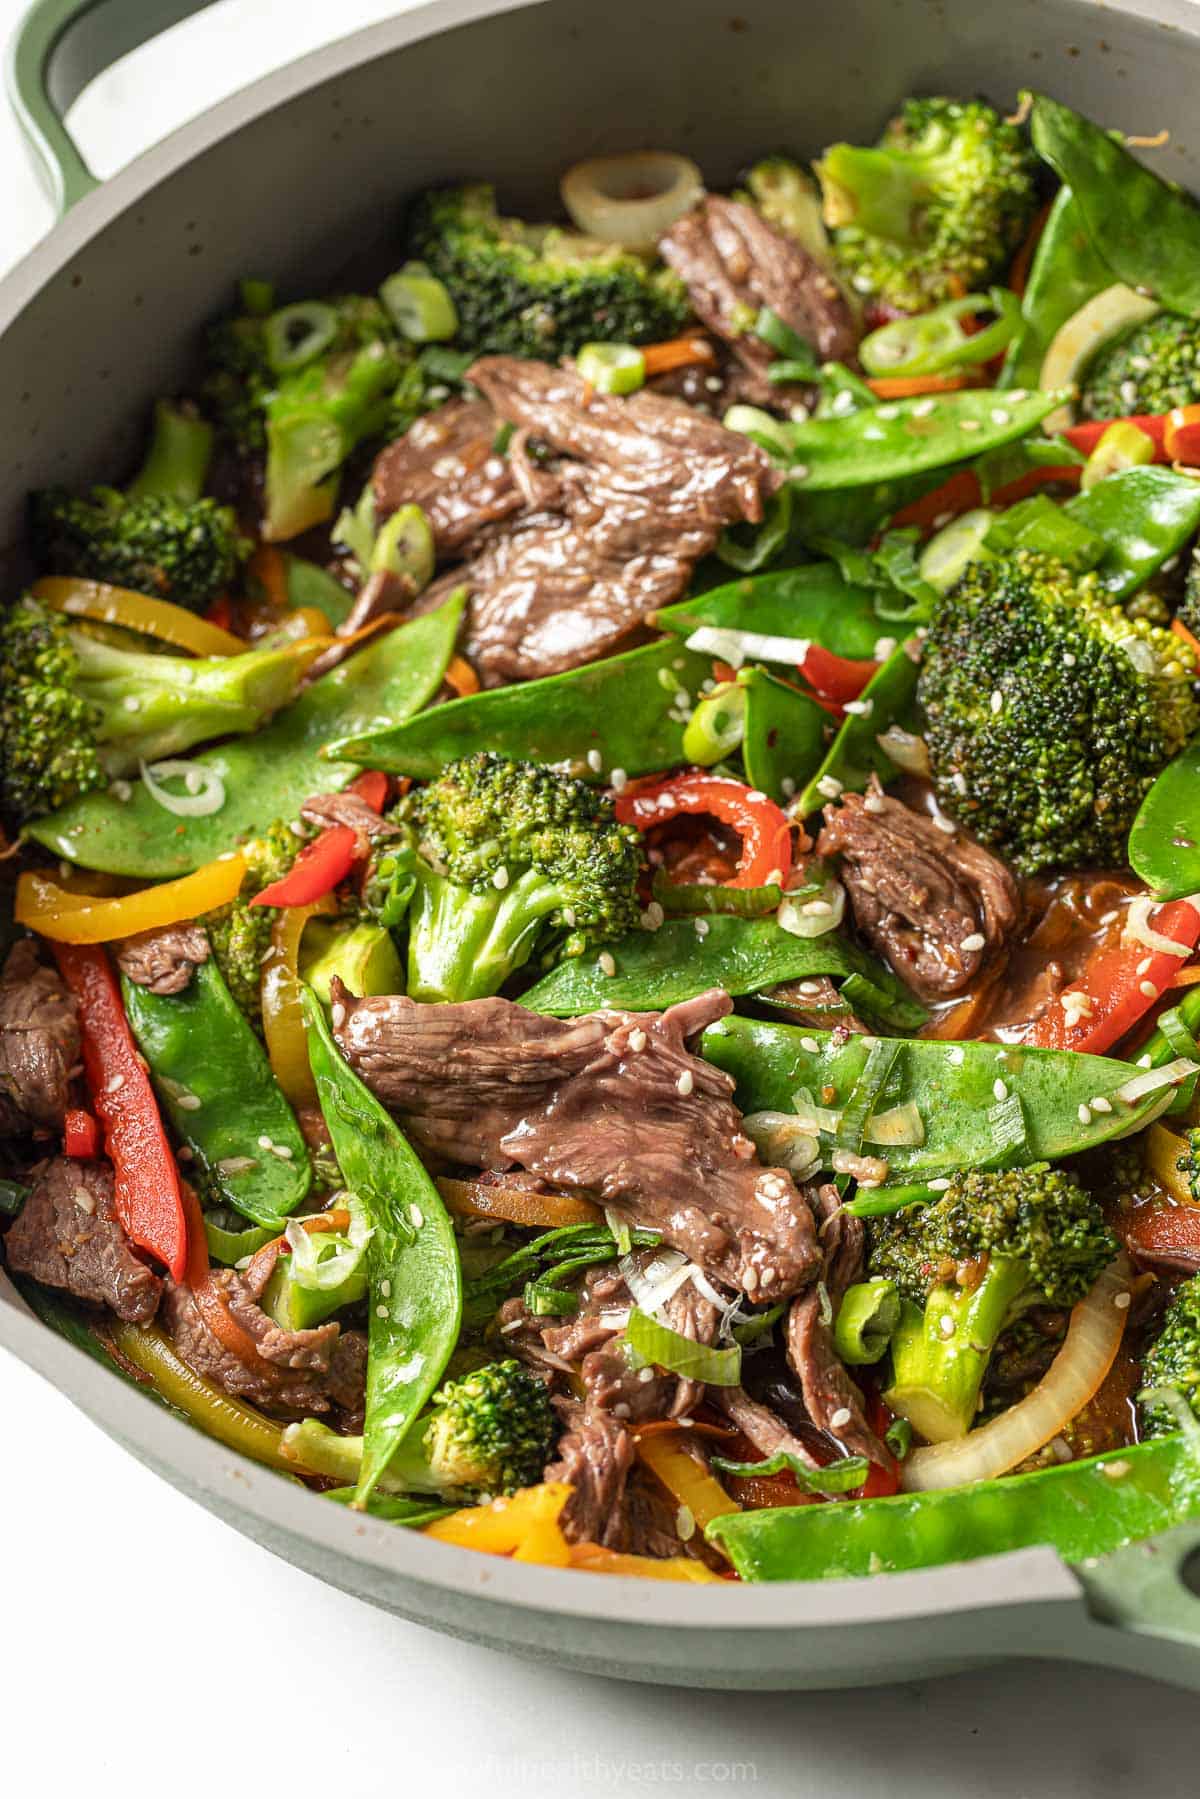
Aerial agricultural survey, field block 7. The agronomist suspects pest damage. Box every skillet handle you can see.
[6,0,219,214]
[1072,1520,1200,1678]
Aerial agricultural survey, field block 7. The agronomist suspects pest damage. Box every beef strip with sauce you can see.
[818,778,1020,1001]
[659,195,859,405]
[0,940,80,1136]
[371,396,521,555]
[298,789,400,845]
[116,922,210,997]
[4,1157,161,1323]
[331,982,819,1301]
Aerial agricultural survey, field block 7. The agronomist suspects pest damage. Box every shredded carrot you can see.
[1170,965,1200,989]
[1172,617,1200,663]
[641,335,717,379]
[444,653,480,697]
[1009,199,1052,298]
[247,545,289,611]
[867,372,974,399]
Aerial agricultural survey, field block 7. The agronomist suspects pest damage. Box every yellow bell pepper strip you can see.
[423,1482,572,1557]
[52,943,188,1280]
[16,854,246,944]
[568,1545,723,1581]
[261,895,338,1109]
[633,1428,741,1543]
[33,575,245,658]
[107,1320,291,1470]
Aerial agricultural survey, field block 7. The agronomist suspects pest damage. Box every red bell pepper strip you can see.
[616,773,794,889]
[1122,1200,1200,1270]
[62,1108,100,1159]
[52,944,187,1280]
[1165,404,1200,465]
[348,768,391,814]
[797,644,879,705]
[251,824,358,909]
[1025,899,1200,1055]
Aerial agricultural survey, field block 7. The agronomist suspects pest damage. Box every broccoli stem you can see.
[885,1256,1031,1442]
[818,144,927,241]
[406,865,573,1003]
[126,400,215,505]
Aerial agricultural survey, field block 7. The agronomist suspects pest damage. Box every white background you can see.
[2,3,1199,1791]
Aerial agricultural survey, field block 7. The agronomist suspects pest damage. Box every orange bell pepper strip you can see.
[634,1430,740,1539]
[423,1483,573,1558]
[16,854,246,945]
[33,575,245,658]
[53,943,187,1279]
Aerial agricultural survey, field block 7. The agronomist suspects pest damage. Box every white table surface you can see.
[2,4,1199,1789]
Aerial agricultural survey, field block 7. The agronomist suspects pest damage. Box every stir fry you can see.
[9,88,1200,1586]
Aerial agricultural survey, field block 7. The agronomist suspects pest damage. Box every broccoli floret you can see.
[1080,312,1200,421]
[816,97,1038,314]
[29,401,246,611]
[0,601,316,829]
[205,820,297,1027]
[1140,1274,1200,1437]
[737,156,834,264]
[399,752,644,1003]
[869,1165,1116,1442]
[202,293,404,542]
[917,550,1200,874]
[406,182,688,360]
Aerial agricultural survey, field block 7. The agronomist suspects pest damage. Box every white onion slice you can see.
[876,726,931,777]
[620,1247,691,1316]
[685,624,813,669]
[1113,1056,1200,1107]
[864,1100,925,1147]
[902,1257,1132,1492]
[1123,894,1193,958]
[140,757,227,817]
[561,151,703,250]
[742,1110,821,1179]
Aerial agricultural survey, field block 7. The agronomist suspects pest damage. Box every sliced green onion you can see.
[239,277,276,317]
[863,1100,924,1147]
[842,1182,941,1219]
[1080,420,1156,493]
[917,508,994,593]
[264,300,339,374]
[370,502,434,590]
[832,1279,900,1365]
[885,1416,913,1461]
[753,306,819,378]
[682,680,747,765]
[380,264,459,342]
[730,1301,786,1346]
[984,493,1106,572]
[986,1091,1028,1165]
[140,758,226,818]
[333,483,379,568]
[0,1178,30,1217]
[625,1307,742,1386]
[836,1039,900,1151]
[576,341,646,396]
[1155,1006,1200,1115]
[710,1449,869,1494]
[860,288,1020,379]
[524,1280,580,1316]
[650,869,781,917]
[723,403,794,458]
[203,1214,278,1264]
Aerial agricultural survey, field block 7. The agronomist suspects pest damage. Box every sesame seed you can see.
[677,1070,695,1096]
[939,1314,956,1337]
[1062,652,1076,668]
[1090,1095,1113,1114]
[830,1406,853,1429]
[74,1186,96,1214]
[948,1049,965,1067]
[798,981,822,996]
[380,1278,392,1298]
[272,1144,294,1159]
[612,1403,631,1420]
[123,695,141,712]
[928,1178,952,1191]
[873,637,898,661]
[598,951,616,977]
[562,906,576,927]
[610,767,628,793]
[788,463,810,482]
[951,772,967,796]
[629,1028,647,1052]
[1140,980,1159,999]
[705,374,723,392]
[641,901,665,931]
[844,698,873,717]
[746,790,767,804]
[863,793,886,815]
[933,814,956,836]
[331,1003,346,1028]
[990,689,1004,714]
[104,1074,124,1094]
[764,868,783,886]
[760,1266,776,1286]
[586,748,603,773]
[1113,1291,1132,1310]
[376,1304,389,1318]
[911,399,937,418]
[960,932,986,952]
[1101,1459,1131,1479]
[176,1093,202,1112]
[802,899,833,916]
[1137,1053,1154,1069]
[694,917,710,937]
[800,1037,820,1053]
[674,1504,697,1544]
[257,1134,273,1150]
[1078,1104,1092,1126]
[993,1079,1008,1102]
[1136,957,1153,976]
[744,1267,759,1293]
[990,408,1011,425]
[876,404,901,421]
[959,418,981,432]
[492,866,509,890]
[816,775,844,799]
[637,1365,655,1383]
[411,1205,424,1229]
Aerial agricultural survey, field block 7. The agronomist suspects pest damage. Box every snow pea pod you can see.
[332,637,710,781]
[741,669,827,803]
[27,595,464,878]
[283,553,354,627]
[1128,733,1200,898]
[775,386,1066,492]
[122,958,310,1228]
[1064,466,1200,599]
[699,1014,1180,1177]
[655,563,886,660]
[999,186,1113,391]
[522,915,925,1029]
[303,990,460,1504]
[707,1433,1200,1581]
[1030,93,1200,317]
[793,642,921,818]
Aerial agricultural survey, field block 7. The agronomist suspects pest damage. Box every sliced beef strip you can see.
[762,974,869,1034]
[453,357,782,684]
[714,1384,821,1467]
[817,779,1020,1001]
[371,397,521,556]
[546,1401,635,1547]
[4,1157,161,1323]
[159,1247,363,1419]
[0,940,80,1135]
[659,196,858,405]
[333,982,819,1302]
[547,1257,722,1425]
[298,790,400,844]
[116,923,209,997]
[785,1184,890,1468]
